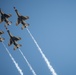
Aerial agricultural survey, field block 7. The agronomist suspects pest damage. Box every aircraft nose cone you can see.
[13,7,16,9]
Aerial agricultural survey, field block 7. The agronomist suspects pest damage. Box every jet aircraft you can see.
[0,8,12,26]
[14,7,29,29]
[0,30,5,42]
[4,25,22,50]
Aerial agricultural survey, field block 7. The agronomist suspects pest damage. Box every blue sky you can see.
[0,0,76,75]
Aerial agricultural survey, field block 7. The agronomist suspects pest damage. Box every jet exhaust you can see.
[2,42,23,75]
[26,28,57,75]
[19,49,37,75]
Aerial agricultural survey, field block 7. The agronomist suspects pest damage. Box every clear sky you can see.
[0,0,76,75]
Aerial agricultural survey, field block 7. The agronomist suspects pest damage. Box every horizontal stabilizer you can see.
[0,37,5,42]
[21,24,29,30]
[14,44,22,50]
[5,21,12,26]
[0,31,4,35]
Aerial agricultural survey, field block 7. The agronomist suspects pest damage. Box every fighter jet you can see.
[0,8,12,26]
[0,30,5,42]
[4,25,22,50]
[14,7,29,30]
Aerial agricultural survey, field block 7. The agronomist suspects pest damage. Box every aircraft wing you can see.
[22,16,29,20]
[4,14,12,18]
[8,39,13,46]
[0,16,3,23]
[13,36,21,41]
[16,18,20,25]
[0,31,4,35]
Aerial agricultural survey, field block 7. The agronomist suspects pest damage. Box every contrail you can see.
[26,28,57,75]
[2,42,23,75]
[19,49,37,75]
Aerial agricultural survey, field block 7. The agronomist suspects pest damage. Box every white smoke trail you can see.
[26,28,57,75]
[2,42,23,75]
[19,49,37,75]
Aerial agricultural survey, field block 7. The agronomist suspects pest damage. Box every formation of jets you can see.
[0,7,29,50]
